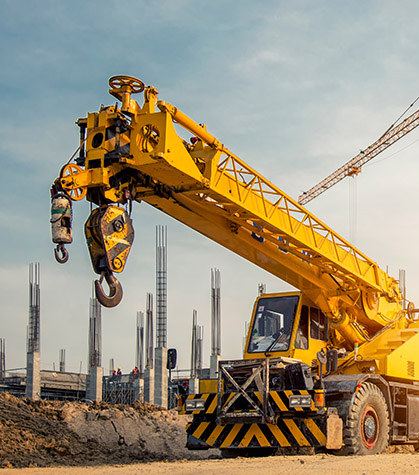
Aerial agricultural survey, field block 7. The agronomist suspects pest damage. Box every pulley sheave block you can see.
[85,205,134,275]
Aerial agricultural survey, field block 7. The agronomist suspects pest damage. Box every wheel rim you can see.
[361,405,379,449]
[61,164,87,201]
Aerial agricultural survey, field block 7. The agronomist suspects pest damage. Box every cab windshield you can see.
[247,295,299,353]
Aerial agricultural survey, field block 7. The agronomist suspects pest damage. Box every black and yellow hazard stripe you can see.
[180,389,323,414]
[179,393,218,414]
[186,417,327,449]
[269,389,322,412]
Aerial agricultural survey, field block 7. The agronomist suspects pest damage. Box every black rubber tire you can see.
[339,382,389,455]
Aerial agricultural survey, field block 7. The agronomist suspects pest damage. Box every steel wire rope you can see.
[365,137,419,168]
[378,95,419,139]
[63,129,94,167]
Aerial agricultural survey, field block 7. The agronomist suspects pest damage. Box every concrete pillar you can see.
[25,351,40,399]
[144,367,155,403]
[210,354,221,379]
[86,366,103,401]
[189,378,200,394]
[154,347,168,408]
[133,378,144,402]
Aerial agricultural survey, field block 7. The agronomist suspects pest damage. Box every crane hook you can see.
[54,244,69,264]
[94,271,123,308]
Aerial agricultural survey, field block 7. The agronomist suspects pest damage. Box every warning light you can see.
[314,391,325,408]
[190,137,198,144]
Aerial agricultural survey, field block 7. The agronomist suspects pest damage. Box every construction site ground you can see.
[1,392,417,474]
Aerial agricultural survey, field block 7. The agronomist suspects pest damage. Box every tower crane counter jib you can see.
[50,76,419,455]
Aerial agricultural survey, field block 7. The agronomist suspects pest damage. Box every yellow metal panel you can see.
[385,331,419,380]
[199,379,218,393]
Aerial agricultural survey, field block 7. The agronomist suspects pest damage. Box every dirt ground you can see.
[2,454,419,475]
[0,392,218,469]
[0,392,417,474]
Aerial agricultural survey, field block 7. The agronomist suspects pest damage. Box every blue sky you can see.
[1,0,419,375]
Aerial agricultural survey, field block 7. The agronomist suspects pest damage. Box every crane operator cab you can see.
[244,292,330,364]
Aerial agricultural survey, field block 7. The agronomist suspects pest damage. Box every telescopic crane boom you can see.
[51,76,404,349]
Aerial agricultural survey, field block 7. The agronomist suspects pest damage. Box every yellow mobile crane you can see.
[51,76,419,455]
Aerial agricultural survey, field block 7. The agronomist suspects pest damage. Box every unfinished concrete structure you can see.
[210,268,221,378]
[109,358,115,376]
[143,293,154,403]
[59,349,66,373]
[86,288,102,401]
[0,339,5,380]
[26,262,41,399]
[189,309,201,394]
[134,311,145,401]
[154,225,168,408]
[136,311,144,374]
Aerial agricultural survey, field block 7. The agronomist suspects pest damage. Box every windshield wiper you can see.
[264,330,286,357]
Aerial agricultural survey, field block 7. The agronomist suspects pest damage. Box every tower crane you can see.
[298,106,419,205]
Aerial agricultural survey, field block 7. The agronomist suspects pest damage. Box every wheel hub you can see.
[361,406,379,449]
[364,414,377,439]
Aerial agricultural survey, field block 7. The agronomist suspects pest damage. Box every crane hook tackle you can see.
[95,271,123,308]
[54,244,69,264]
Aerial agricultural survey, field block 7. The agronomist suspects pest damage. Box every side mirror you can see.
[326,349,338,373]
[167,348,177,370]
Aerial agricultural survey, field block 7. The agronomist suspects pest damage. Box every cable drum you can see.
[50,193,73,244]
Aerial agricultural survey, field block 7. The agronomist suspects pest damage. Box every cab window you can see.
[295,305,309,349]
[310,307,328,341]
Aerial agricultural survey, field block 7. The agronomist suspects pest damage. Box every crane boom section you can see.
[145,102,398,300]
[55,76,402,339]
[298,108,419,205]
